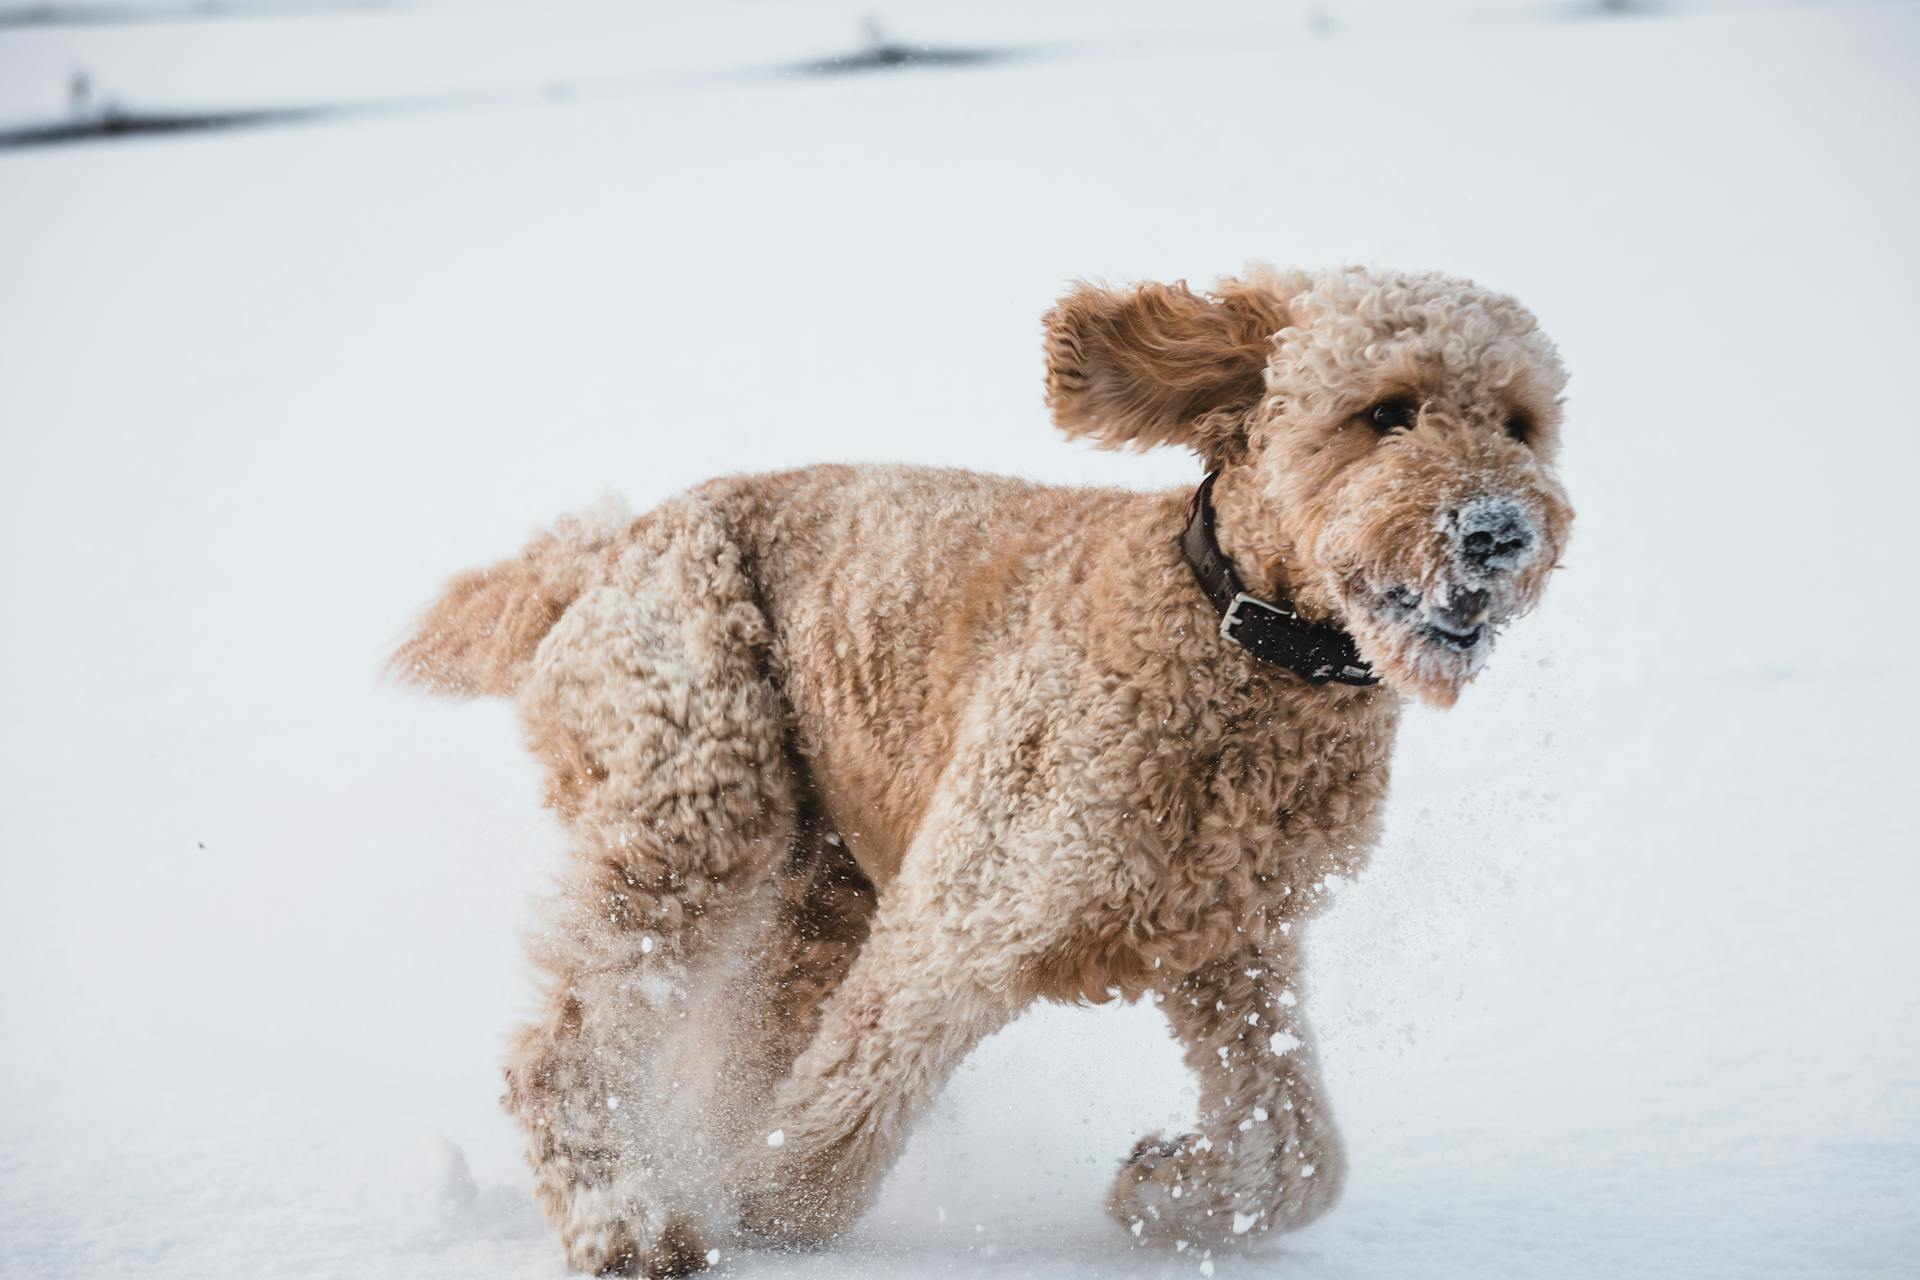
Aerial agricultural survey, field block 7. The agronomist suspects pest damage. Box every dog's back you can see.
[390,463,1147,703]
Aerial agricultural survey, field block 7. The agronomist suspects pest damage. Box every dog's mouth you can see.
[1376,584,1499,656]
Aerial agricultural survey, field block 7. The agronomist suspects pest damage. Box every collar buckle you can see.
[1219,592,1291,649]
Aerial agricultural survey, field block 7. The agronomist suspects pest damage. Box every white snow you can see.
[2,2,1918,1278]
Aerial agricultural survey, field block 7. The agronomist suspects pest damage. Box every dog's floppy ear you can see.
[1043,275,1289,469]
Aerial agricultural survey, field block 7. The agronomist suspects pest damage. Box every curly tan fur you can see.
[392,264,1573,1275]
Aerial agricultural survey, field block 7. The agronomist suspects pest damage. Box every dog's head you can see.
[1045,264,1572,707]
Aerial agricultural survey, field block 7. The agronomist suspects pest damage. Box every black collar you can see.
[1180,471,1379,687]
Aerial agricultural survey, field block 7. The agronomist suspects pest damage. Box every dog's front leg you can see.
[1109,941,1344,1248]
[735,845,1020,1248]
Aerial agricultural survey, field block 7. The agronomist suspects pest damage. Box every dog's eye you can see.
[1505,413,1532,444]
[1366,400,1416,433]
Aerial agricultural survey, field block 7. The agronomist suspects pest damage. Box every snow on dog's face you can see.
[1044,264,1572,707]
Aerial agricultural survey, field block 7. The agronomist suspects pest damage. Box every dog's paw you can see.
[1123,1132,1190,1168]
[1107,1130,1205,1245]
[734,1146,860,1251]
[1107,1127,1344,1249]
[561,1210,711,1278]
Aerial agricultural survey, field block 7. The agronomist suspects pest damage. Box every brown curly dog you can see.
[391,264,1573,1276]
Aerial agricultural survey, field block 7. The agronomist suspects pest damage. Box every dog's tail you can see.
[387,497,632,699]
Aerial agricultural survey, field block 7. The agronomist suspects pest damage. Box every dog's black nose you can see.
[1454,499,1535,571]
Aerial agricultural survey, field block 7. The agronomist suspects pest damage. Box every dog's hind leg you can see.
[503,502,800,1277]
[1105,938,1345,1247]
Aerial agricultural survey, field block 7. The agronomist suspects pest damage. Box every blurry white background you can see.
[1,2,1916,1277]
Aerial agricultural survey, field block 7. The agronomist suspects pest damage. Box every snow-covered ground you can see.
[2,2,1917,1277]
